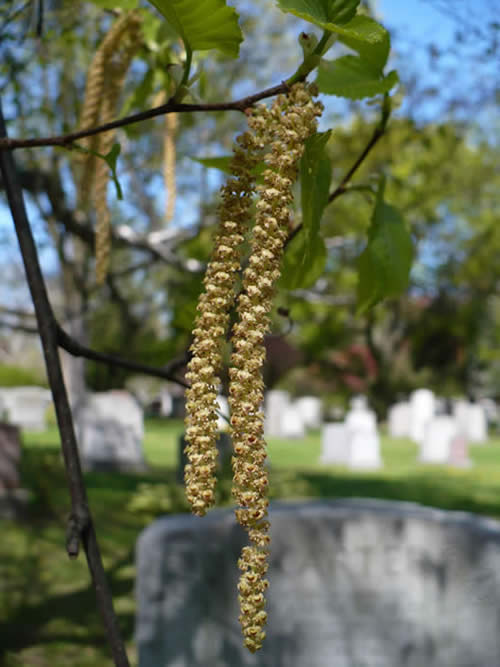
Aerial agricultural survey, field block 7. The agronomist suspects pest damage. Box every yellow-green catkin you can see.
[184,121,267,517]
[229,83,323,653]
[77,11,139,207]
[92,14,142,284]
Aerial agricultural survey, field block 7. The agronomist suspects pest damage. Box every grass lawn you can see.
[1,419,500,665]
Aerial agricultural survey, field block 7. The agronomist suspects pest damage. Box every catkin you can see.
[183,123,267,516]
[229,83,323,653]
[77,11,140,207]
[85,13,141,284]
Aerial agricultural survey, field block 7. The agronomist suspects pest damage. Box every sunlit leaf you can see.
[357,180,413,313]
[317,56,398,99]
[280,232,328,290]
[145,0,243,57]
[275,0,360,27]
[300,130,332,238]
[88,0,138,9]
[333,15,390,71]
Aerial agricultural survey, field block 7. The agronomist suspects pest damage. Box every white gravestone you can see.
[467,405,488,443]
[344,404,381,469]
[388,402,411,438]
[216,395,230,432]
[75,390,146,471]
[136,499,500,667]
[453,401,488,444]
[280,405,306,439]
[321,423,350,464]
[264,390,290,438]
[160,388,173,417]
[420,416,457,464]
[409,389,435,444]
[349,429,382,470]
[295,396,322,430]
[0,386,52,431]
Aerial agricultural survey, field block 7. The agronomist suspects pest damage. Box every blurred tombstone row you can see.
[321,395,382,470]
[0,386,52,431]
[74,390,147,472]
[264,390,322,439]
[135,498,500,667]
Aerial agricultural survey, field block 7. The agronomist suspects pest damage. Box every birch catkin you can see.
[77,12,140,207]
[77,12,142,284]
[229,83,323,652]
[184,82,323,653]
[184,123,266,516]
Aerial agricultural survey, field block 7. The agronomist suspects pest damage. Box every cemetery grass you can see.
[2,420,500,665]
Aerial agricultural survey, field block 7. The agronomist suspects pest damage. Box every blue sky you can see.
[0,0,497,305]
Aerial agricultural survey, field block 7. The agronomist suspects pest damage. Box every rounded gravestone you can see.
[136,499,500,667]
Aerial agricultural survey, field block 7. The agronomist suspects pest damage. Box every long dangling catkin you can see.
[92,15,142,284]
[77,11,140,207]
[164,112,178,222]
[183,123,267,517]
[229,83,323,653]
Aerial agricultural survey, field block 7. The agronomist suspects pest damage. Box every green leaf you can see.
[280,232,328,290]
[276,0,360,28]
[356,181,413,313]
[192,156,266,180]
[332,15,390,71]
[300,130,332,237]
[192,156,233,174]
[317,56,398,99]
[280,131,331,290]
[103,143,123,200]
[144,0,243,57]
[88,0,138,8]
[121,69,155,116]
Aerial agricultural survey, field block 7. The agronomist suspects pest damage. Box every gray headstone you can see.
[0,422,29,518]
[388,402,410,438]
[136,499,500,667]
[75,390,146,471]
[0,422,21,490]
[0,386,52,431]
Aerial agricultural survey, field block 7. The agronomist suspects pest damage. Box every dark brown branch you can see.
[56,324,189,389]
[0,102,130,667]
[0,82,289,151]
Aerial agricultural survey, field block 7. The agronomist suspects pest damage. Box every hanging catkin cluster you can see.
[76,11,141,284]
[184,82,322,653]
[184,123,267,516]
[230,83,323,652]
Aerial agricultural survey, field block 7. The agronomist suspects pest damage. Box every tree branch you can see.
[56,324,189,389]
[0,82,290,151]
[0,101,130,667]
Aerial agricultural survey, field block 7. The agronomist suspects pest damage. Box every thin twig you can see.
[0,101,130,667]
[56,324,189,388]
[0,82,290,151]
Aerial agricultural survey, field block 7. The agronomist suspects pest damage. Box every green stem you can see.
[286,29,332,86]
[180,44,193,89]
